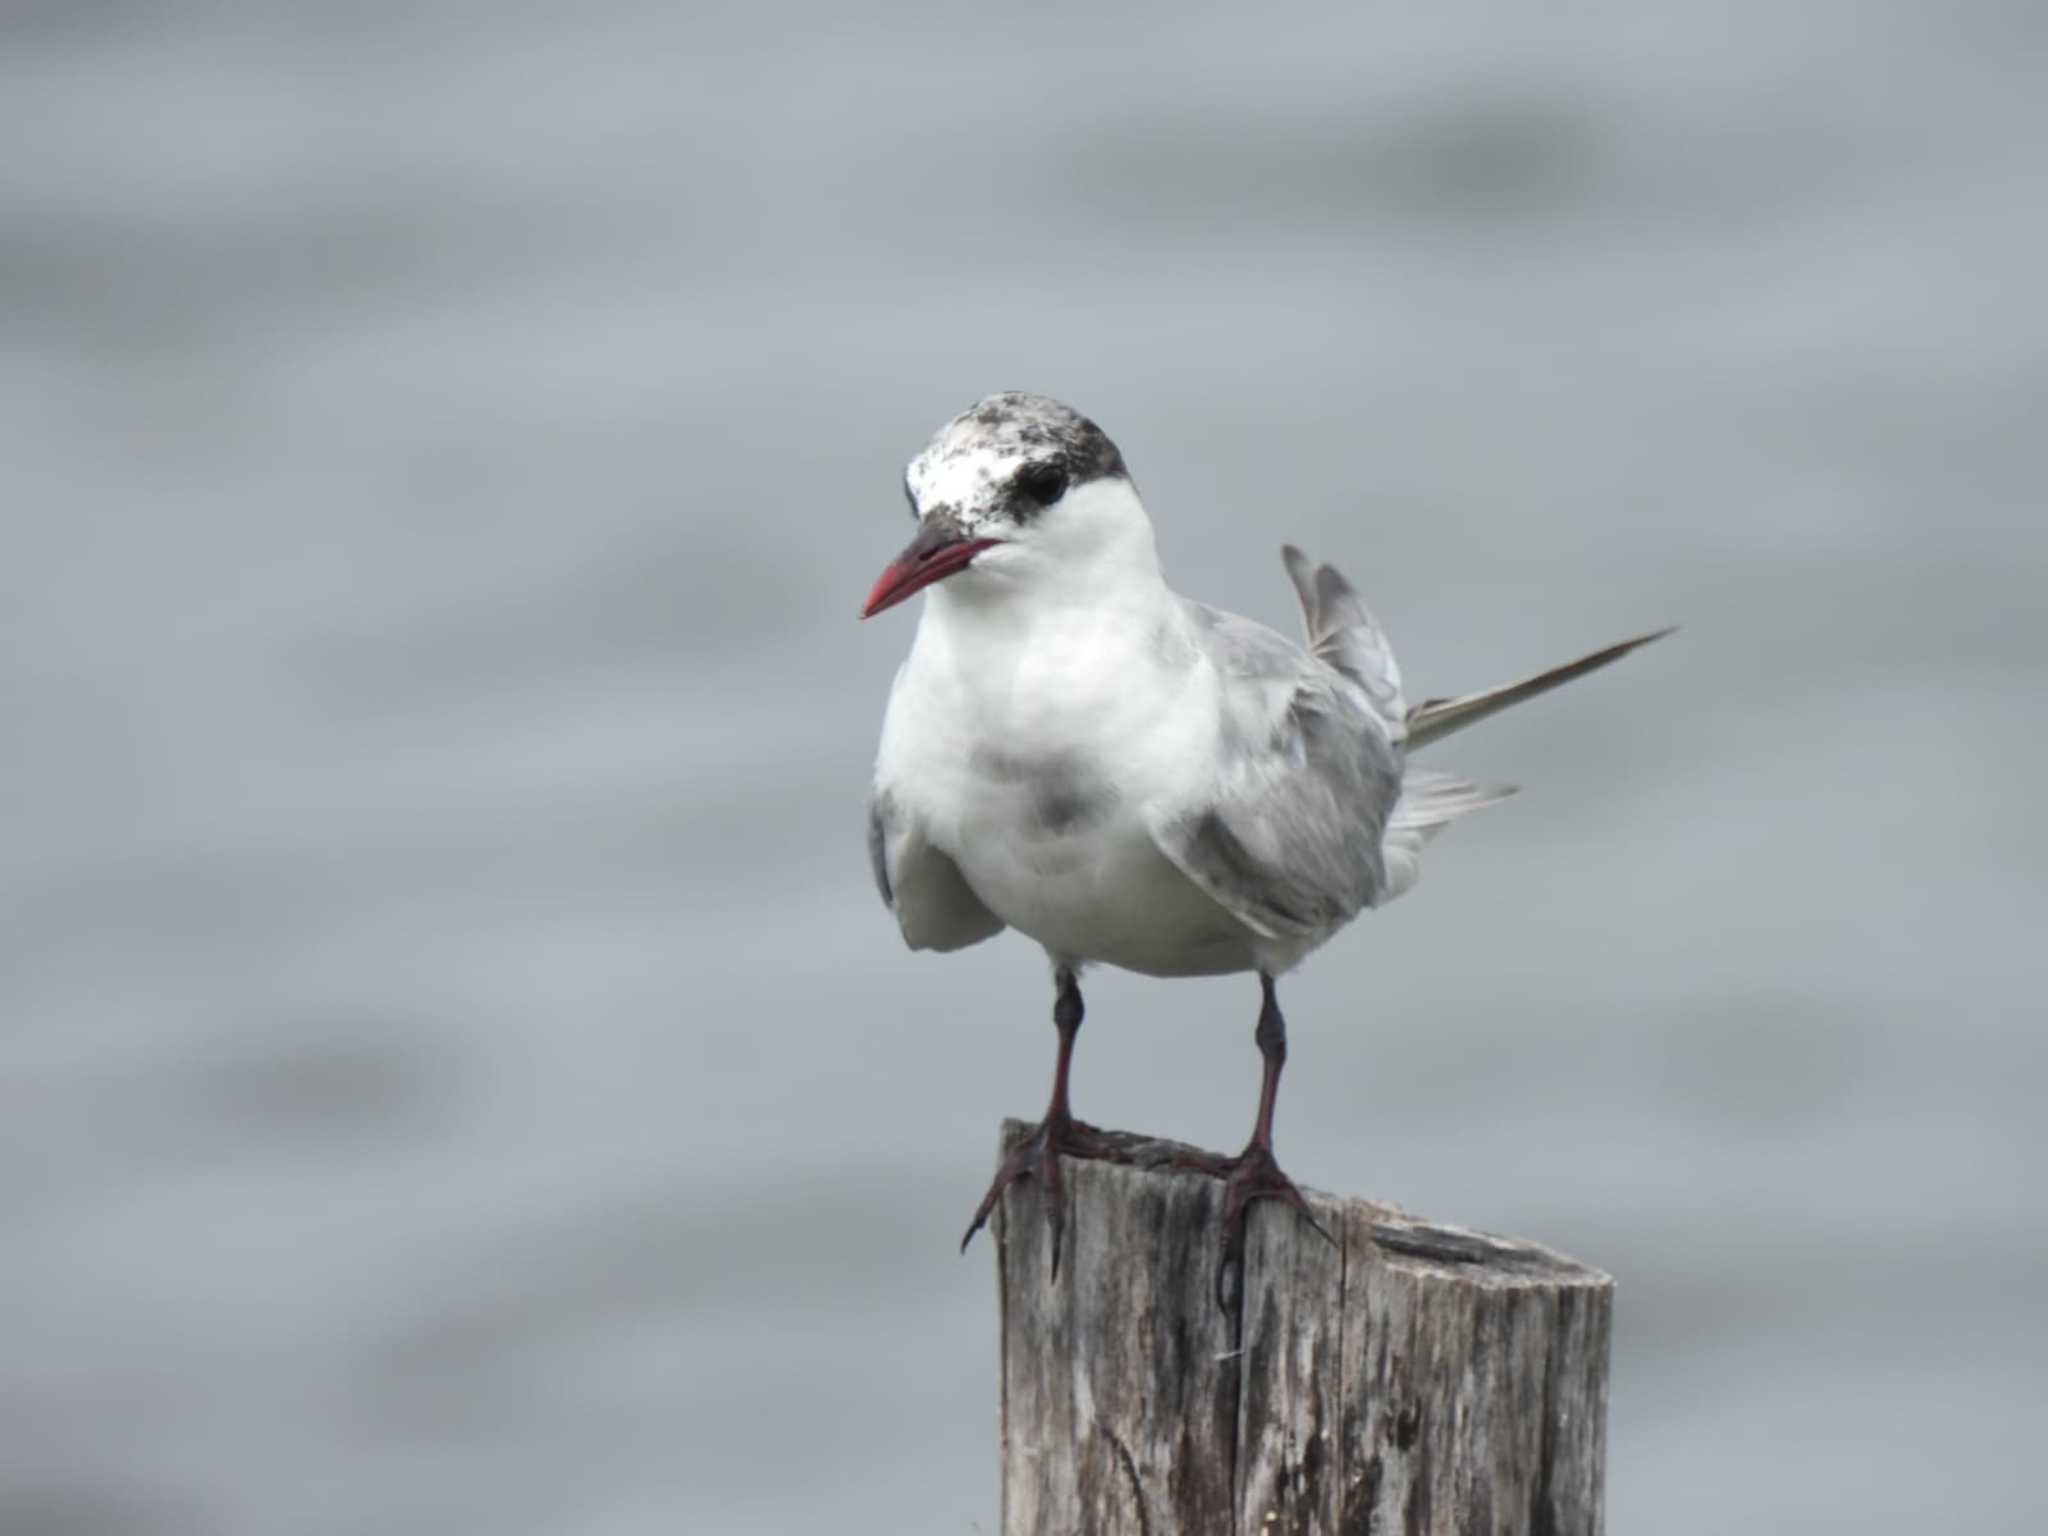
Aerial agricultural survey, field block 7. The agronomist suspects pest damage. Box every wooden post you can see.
[993,1121,1612,1536]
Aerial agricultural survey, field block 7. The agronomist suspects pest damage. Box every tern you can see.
[863,392,1667,1281]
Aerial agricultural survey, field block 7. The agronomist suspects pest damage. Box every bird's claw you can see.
[960,1112,1111,1278]
[1177,1140,1331,1309]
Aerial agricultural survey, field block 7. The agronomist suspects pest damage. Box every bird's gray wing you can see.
[1145,603,1404,942]
[867,789,1006,952]
[1280,544,1408,741]
[1405,627,1675,749]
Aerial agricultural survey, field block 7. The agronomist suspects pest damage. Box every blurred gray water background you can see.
[4,3,2044,1532]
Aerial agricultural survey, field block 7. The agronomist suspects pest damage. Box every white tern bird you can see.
[863,392,1667,1280]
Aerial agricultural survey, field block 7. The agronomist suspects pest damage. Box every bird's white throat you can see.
[927,477,1168,624]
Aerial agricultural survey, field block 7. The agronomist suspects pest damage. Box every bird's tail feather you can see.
[1404,627,1675,751]
[1381,770,1517,902]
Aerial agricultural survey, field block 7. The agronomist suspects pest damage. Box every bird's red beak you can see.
[860,523,1004,619]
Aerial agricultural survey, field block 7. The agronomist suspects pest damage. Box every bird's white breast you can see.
[875,592,1258,976]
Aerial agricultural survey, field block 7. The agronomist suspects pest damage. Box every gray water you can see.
[3,4,2044,1532]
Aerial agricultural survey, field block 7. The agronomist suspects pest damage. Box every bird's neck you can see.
[926,560,1173,659]
[913,530,1192,733]
[934,506,1169,627]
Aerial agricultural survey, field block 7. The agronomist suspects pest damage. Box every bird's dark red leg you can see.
[1181,974,1331,1303]
[960,968,1111,1276]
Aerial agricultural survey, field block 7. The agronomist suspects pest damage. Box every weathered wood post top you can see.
[994,1121,1613,1536]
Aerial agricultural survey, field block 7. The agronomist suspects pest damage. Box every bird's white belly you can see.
[949,793,1257,978]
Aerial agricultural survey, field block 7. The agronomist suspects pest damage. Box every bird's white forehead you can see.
[904,392,1126,515]
[906,428,1033,510]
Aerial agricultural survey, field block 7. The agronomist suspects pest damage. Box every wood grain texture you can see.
[993,1121,1611,1536]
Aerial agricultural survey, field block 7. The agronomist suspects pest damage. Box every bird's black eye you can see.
[1015,462,1069,507]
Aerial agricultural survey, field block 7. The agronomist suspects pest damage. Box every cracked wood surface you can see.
[993,1122,1611,1536]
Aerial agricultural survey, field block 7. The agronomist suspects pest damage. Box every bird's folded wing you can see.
[1405,627,1675,749]
[868,790,1006,953]
[1147,609,1404,941]
[1280,544,1407,740]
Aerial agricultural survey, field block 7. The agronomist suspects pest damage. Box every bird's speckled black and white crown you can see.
[906,393,1129,525]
